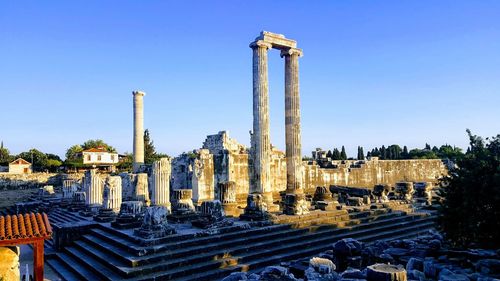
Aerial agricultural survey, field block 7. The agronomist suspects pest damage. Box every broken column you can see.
[83,169,103,207]
[134,206,176,239]
[218,181,239,216]
[150,157,172,210]
[134,173,150,206]
[133,90,145,173]
[281,47,308,215]
[243,39,273,220]
[94,176,122,222]
[112,201,144,229]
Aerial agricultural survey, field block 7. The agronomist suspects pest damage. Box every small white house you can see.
[9,158,32,174]
[82,147,119,166]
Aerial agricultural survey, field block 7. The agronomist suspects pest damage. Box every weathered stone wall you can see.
[191,149,215,204]
[0,172,84,189]
[172,132,449,207]
[302,158,448,193]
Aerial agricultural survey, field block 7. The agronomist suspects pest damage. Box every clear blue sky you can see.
[1,1,499,159]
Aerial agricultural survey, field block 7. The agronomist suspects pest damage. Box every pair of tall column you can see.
[249,39,307,215]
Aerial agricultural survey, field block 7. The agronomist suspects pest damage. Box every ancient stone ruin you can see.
[1,31,492,281]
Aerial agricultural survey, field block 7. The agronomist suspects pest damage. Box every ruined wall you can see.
[0,173,84,189]
[191,149,215,204]
[172,131,449,206]
[302,159,448,193]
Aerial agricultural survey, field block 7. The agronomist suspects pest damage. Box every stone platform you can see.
[45,202,437,281]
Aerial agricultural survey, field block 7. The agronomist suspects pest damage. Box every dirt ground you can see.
[0,189,38,209]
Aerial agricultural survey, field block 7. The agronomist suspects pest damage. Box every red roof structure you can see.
[10,158,31,165]
[0,213,52,281]
[82,147,108,153]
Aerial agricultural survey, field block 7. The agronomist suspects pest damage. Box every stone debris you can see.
[134,206,176,239]
[223,231,500,281]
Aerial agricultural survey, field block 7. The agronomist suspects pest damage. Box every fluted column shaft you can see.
[282,48,304,194]
[151,158,172,209]
[133,91,146,172]
[251,40,272,194]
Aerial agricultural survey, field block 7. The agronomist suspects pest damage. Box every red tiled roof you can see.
[10,158,31,165]
[0,213,52,240]
[82,147,109,153]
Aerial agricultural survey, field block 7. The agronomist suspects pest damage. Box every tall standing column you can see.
[250,40,272,195]
[281,48,308,215]
[241,40,273,221]
[133,91,146,172]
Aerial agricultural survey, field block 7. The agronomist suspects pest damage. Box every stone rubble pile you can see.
[222,230,500,281]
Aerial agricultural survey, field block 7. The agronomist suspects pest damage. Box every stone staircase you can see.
[46,207,437,281]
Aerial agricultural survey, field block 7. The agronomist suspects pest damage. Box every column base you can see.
[283,193,310,215]
[240,192,270,221]
[264,191,279,212]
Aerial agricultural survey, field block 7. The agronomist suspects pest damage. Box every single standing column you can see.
[241,40,273,221]
[281,48,308,215]
[250,40,273,195]
[133,91,146,173]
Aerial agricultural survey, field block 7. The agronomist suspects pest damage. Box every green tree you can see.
[437,144,464,160]
[440,130,500,248]
[65,144,83,161]
[144,129,156,164]
[0,141,12,165]
[116,152,133,172]
[402,146,409,159]
[17,149,48,172]
[332,148,341,160]
[357,146,365,160]
[340,146,347,160]
[82,139,116,152]
[380,145,387,159]
[46,159,63,172]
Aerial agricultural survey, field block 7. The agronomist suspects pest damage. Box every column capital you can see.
[249,40,273,50]
[133,90,146,96]
[280,48,303,58]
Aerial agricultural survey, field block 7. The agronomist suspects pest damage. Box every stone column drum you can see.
[281,48,308,215]
[83,169,103,206]
[150,157,172,210]
[133,90,146,173]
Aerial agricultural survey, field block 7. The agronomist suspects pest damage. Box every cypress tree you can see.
[144,129,157,164]
[381,145,387,160]
[332,148,341,160]
[403,146,409,159]
[326,150,332,158]
[340,146,347,160]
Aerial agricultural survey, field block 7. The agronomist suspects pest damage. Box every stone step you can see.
[157,216,436,281]
[81,224,302,268]
[45,256,82,281]
[49,252,101,281]
[88,223,291,257]
[72,240,130,276]
[63,245,123,281]
[132,215,434,280]
[48,211,436,281]
[82,211,405,271]
[49,210,84,225]
[65,212,415,279]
